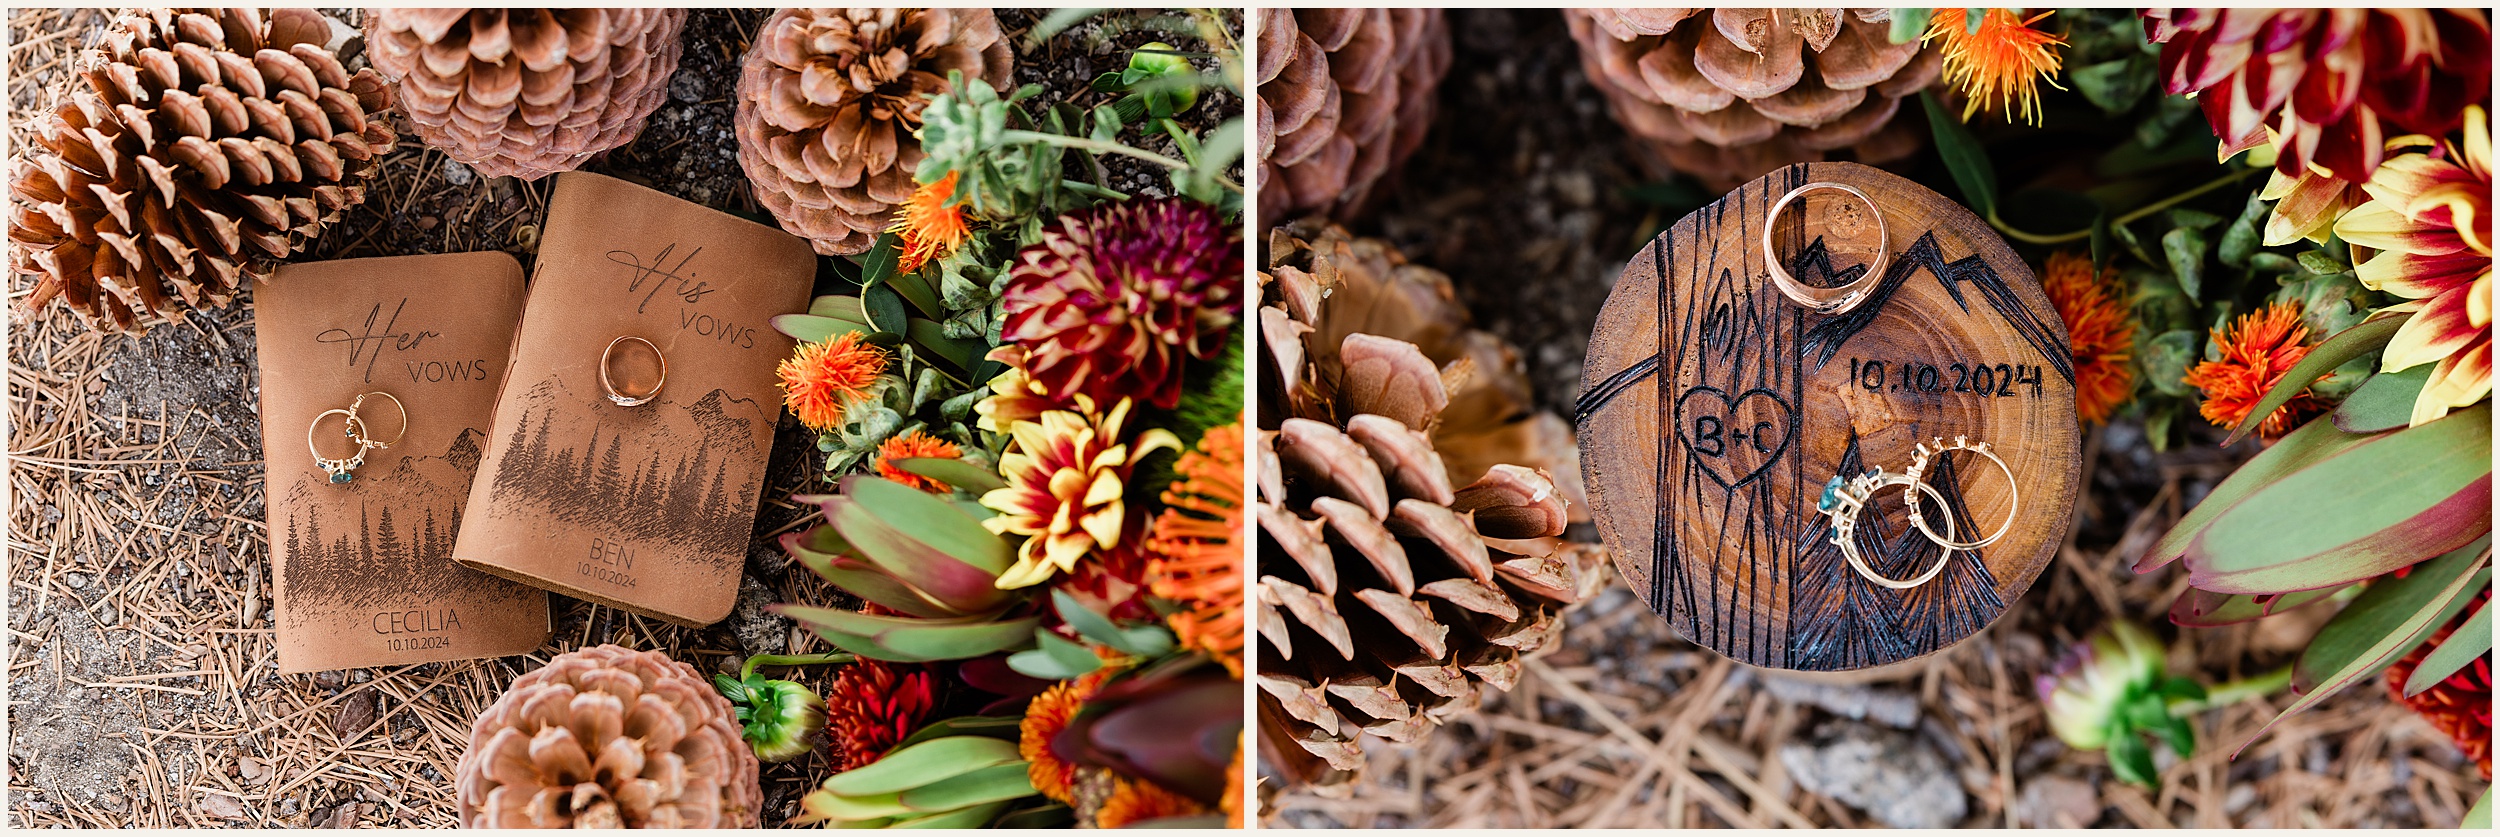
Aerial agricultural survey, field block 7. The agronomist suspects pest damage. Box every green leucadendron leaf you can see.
[2225,312,2407,444]
[899,763,1035,813]
[845,476,1011,574]
[826,497,1009,614]
[2177,403,2491,594]
[890,800,1013,828]
[2140,411,2400,574]
[777,606,1038,663]
[2167,583,2354,628]
[2240,538,2492,756]
[2466,787,2492,828]
[773,313,871,344]
[2403,598,2491,698]
[1920,90,1996,218]
[824,735,1022,796]
[2333,364,2431,434]
[890,457,1008,495]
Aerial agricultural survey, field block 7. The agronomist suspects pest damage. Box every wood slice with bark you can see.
[1575,161,2079,671]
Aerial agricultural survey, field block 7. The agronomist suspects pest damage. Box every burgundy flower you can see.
[820,658,937,772]
[1000,199,1242,411]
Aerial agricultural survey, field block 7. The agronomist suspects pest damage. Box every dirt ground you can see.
[1266,9,2484,829]
[5,8,1237,828]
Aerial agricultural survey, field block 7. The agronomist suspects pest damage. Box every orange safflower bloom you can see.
[874,429,964,494]
[2184,302,2326,439]
[1020,669,1113,806]
[1095,777,1206,828]
[1925,9,2068,126]
[776,332,887,431]
[1146,420,1245,675]
[890,171,969,277]
[2040,252,2137,424]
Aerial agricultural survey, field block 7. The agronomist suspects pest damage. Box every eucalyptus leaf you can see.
[2142,330,2200,398]
[864,284,910,335]
[2162,226,2207,299]
[1920,91,1997,217]
[2068,57,2154,113]
[859,232,901,288]
[2333,365,2431,434]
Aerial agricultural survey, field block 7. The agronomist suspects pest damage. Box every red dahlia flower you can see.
[820,658,936,773]
[1000,198,1243,411]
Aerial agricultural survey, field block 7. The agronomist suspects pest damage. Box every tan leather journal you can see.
[257,252,551,673]
[454,172,816,626]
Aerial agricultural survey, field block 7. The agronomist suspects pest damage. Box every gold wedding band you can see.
[1763,181,1887,315]
[601,336,665,407]
[1904,436,2020,552]
[347,391,408,450]
[308,408,369,484]
[1817,467,1960,590]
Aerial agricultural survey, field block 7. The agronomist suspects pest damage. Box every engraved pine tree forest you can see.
[484,375,765,563]
[282,429,539,616]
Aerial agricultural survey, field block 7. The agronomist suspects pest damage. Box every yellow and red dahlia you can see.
[777,332,887,431]
[2040,252,2137,424]
[1000,198,1242,411]
[874,429,964,494]
[820,658,936,773]
[1146,421,1245,675]
[2184,301,2327,439]
[1925,9,2068,126]
[981,395,1182,589]
[2144,9,2492,186]
[2334,106,2493,426]
[974,345,1066,433]
[890,171,969,277]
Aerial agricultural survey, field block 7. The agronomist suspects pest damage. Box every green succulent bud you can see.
[2037,621,2211,786]
[715,672,829,764]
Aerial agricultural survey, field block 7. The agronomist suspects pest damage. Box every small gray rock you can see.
[1779,720,1968,829]
[440,159,474,187]
[2017,774,2101,828]
[64,572,89,589]
[1760,675,1921,729]
[728,575,791,657]
[669,71,704,104]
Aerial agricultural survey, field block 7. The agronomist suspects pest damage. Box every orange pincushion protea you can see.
[1095,777,1206,827]
[981,395,1181,589]
[2184,302,2327,439]
[2040,252,2137,424]
[890,171,969,277]
[820,658,936,773]
[1925,9,2068,126]
[874,429,964,494]
[1147,421,1246,675]
[778,332,887,431]
[1021,669,1112,806]
[2335,106,2493,426]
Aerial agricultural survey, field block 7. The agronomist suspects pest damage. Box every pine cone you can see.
[364,9,686,180]
[8,8,394,333]
[1255,221,1607,787]
[735,9,1013,256]
[456,645,763,828]
[1254,8,1451,223]
[1564,8,1941,191]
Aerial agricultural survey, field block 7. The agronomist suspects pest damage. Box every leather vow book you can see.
[257,252,550,673]
[454,172,816,626]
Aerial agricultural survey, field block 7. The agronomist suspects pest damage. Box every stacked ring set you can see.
[307,337,668,485]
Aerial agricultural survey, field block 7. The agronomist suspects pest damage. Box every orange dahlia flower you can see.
[890,171,969,277]
[2184,301,2327,440]
[1925,9,2068,126]
[1147,421,1246,675]
[873,429,963,494]
[1021,669,1113,806]
[981,395,1181,589]
[2040,252,2136,424]
[777,332,887,431]
[2334,106,2492,426]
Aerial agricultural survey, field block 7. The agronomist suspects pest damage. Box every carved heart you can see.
[1673,386,1796,490]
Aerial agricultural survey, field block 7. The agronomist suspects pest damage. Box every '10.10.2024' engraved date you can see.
[1849,358,2045,397]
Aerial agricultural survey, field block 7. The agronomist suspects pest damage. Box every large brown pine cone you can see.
[734,9,1013,256]
[1256,221,1608,788]
[364,9,685,180]
[455,645,763,828]
[1564,8,1941,191]
[8,8,394,333]
[1254,9,1450,224]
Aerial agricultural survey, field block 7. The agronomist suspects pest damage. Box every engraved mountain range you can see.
[282,427,539,618]
[483,374,769,565]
